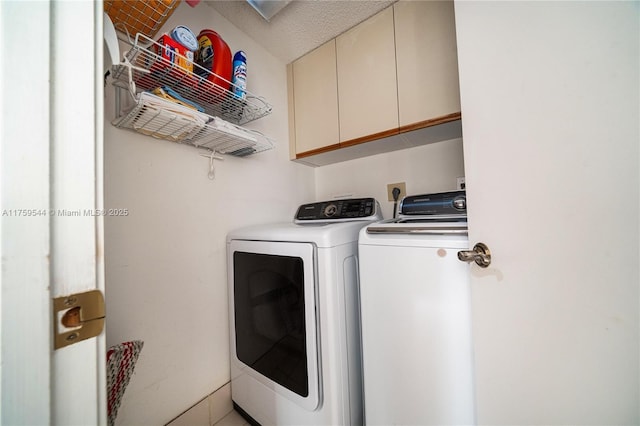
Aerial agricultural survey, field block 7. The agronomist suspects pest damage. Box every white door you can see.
[454,1,639,424]
[1,1,105,424]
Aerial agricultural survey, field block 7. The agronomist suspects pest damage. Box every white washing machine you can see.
[358,191,476,425]
[227,198,382,425]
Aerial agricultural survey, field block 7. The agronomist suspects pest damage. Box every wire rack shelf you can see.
[111,33,272,125]
[112,91,274,157]
[109,33,275,159]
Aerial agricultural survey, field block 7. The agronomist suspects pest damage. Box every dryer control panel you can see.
[295,198,382,223]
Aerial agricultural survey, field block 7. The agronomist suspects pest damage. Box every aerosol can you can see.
[231,50,247,100]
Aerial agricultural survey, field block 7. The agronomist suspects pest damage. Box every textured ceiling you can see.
[205,0,396,64]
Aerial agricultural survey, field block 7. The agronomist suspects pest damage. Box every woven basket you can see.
[107,340,144,426]
[105,0,181,39]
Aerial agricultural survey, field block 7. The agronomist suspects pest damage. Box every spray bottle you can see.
[231,50,247,100]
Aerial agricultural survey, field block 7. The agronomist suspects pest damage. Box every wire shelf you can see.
[113,91,274,156]
[111,33,272,125]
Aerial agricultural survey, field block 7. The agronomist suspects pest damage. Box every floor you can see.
[214,409,250,426]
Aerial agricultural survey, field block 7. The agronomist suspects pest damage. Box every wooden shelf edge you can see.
[295,143,342,159]
[398,112,462,134]
[295,112,462,161]
[339,128,400,149]
[294,115,463,167]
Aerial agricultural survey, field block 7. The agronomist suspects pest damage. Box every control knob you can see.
[323,204,338,217]
[453,196,466,210]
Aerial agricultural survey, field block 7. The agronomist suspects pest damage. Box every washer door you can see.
[228,239,320,411]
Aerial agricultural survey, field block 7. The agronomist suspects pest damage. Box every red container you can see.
[195,29,232,92]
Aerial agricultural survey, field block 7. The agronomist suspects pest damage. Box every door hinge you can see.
[53,290,105,350]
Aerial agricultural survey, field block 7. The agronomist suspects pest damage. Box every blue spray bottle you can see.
[231,51,247,100]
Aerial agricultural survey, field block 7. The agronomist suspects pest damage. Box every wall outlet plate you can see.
[387,182,407,201]
[457,177,466,190]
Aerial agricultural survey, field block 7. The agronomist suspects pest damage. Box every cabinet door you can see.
[291,40,340,155]
[394,1,461,128]
[336,7,398,143]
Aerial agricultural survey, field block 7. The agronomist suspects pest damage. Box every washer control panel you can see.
[295,198,382,222]
[398,190,466,218]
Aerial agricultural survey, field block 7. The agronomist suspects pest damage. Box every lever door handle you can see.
[458,242,491,268]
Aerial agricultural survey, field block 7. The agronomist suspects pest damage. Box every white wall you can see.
[104,3,314,425]
[105,3,466,424]
[316,138,465,219]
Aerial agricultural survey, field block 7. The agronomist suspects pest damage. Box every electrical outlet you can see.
[457,177,466,190]
[387,182,407,201]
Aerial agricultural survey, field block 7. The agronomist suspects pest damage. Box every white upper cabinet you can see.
[394,1,461,128]
[290,40,340,155]
[336,6,398,143]
[288,1,463,165]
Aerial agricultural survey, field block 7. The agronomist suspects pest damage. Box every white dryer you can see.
[227,198,382,425]
[358,191,476,425]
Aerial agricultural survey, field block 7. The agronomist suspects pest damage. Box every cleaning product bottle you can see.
[195,29,232,91]
[231,51,247,100]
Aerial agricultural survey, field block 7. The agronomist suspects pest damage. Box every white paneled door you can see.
[1,1,105,424]
[454,1,639,424]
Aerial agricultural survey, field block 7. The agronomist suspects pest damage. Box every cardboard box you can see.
[155,34,194,72]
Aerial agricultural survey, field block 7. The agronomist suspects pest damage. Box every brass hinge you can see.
[53,290,105,350]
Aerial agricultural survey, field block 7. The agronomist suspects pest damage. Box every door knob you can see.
[458,243,491,268]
